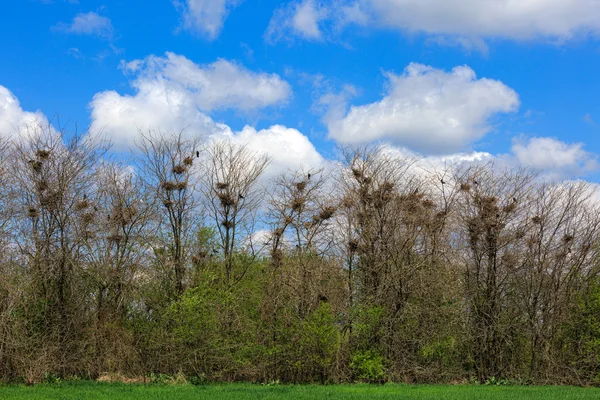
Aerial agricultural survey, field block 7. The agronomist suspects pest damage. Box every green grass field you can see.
[1,382,600,400]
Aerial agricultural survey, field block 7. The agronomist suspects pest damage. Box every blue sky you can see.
[1,0,600,180]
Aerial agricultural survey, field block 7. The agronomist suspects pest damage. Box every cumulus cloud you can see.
[55,12,114,39]
[174,0,241,40]
[266,0,328,43]
[268,0,600,45]
[0,85,50,139]
[119,52,291,112]
[326,63,519,154]
[511,137,598,179]
[367,0,600,41]
[90,52,291,148]
[266,0,368,44]
[223,125,325,179]
[89,53,321,176]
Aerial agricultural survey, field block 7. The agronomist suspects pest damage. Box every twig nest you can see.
[221,220,234,229]
[295,181,307,192]
[28,160,43,173]
[531,216,542,225]
[284,216,294,225]
[460,183,471,192]
[348,239,359,252]
[351,167,363,179]
[562,234,574,244]
[107,234,123,243]
[75,200,90,211]
[319,206,336,221]
[172,165,187,175]
[163,199,174,208]
[183,157,193,166]
[36,180,48,192]
[216,182,229,190]
[503,202,516,214]
[40,192,61,210]
[36,149,50,159]
[162,181,177,191]
[291,197,305,211]
[176,182,187,191]
[82,213,94,224]
[217,192,236,207]
[27,207,39,218]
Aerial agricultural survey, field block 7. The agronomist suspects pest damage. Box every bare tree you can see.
[202,140,270,286]
[136,130,202,296]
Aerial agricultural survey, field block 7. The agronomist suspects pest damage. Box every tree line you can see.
[1,126,600,385]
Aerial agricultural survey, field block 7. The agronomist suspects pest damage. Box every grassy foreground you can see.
[1,382,600,400]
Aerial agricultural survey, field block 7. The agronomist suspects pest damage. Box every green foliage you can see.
[350,350,386,383]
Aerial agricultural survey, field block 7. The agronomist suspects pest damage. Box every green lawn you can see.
[1,383,600,400]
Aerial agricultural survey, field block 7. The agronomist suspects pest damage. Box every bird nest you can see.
[107,234,123,243]
[183,157,193,166]
[27,207,39,218]
[291,197,305,211]
[163,199,174,208]
[460,183,471,192]
[348,239,359,252]
[82,213,95,224]
[36,149,50,159]
[221,220,234,229]
[351,168,363,179]
[35,180,48,192]
[217,192,236,207]
[29,160,43,173]
[176,182,187,191]
[75,200,90,211]
[531,216,543,225]
[216,182,229,190]
[172,165,187,175]
[295,181,307,192]
[319,206,336,221]
[162,181,177,191]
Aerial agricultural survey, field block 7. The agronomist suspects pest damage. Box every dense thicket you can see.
[2,128,600,385]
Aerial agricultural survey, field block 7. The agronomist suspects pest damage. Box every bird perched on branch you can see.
[196,151,200,158]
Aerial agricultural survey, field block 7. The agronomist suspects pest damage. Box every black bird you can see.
[440,179,446,185]
[83,194,87,200]
[94,206,98,212]
[196,150,200,158]
[513,197,517,203]
[307,173,311,180]
[473,179,479,185]
[239,193,245,199]
[413,188,419,195]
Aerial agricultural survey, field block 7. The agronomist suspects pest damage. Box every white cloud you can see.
[88,53,321,176]
[326,63,519,154]
[511,137,598,178]
[367,0,600,41]
[90,53,291,149]
[0,85,50,139]
[55,12,114,39]
[174,0,241,40]
[223,125,325,179]
[266,0,328,43]
[119,52,291,112]
[266,0,371,44]
[268,0,600,45]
